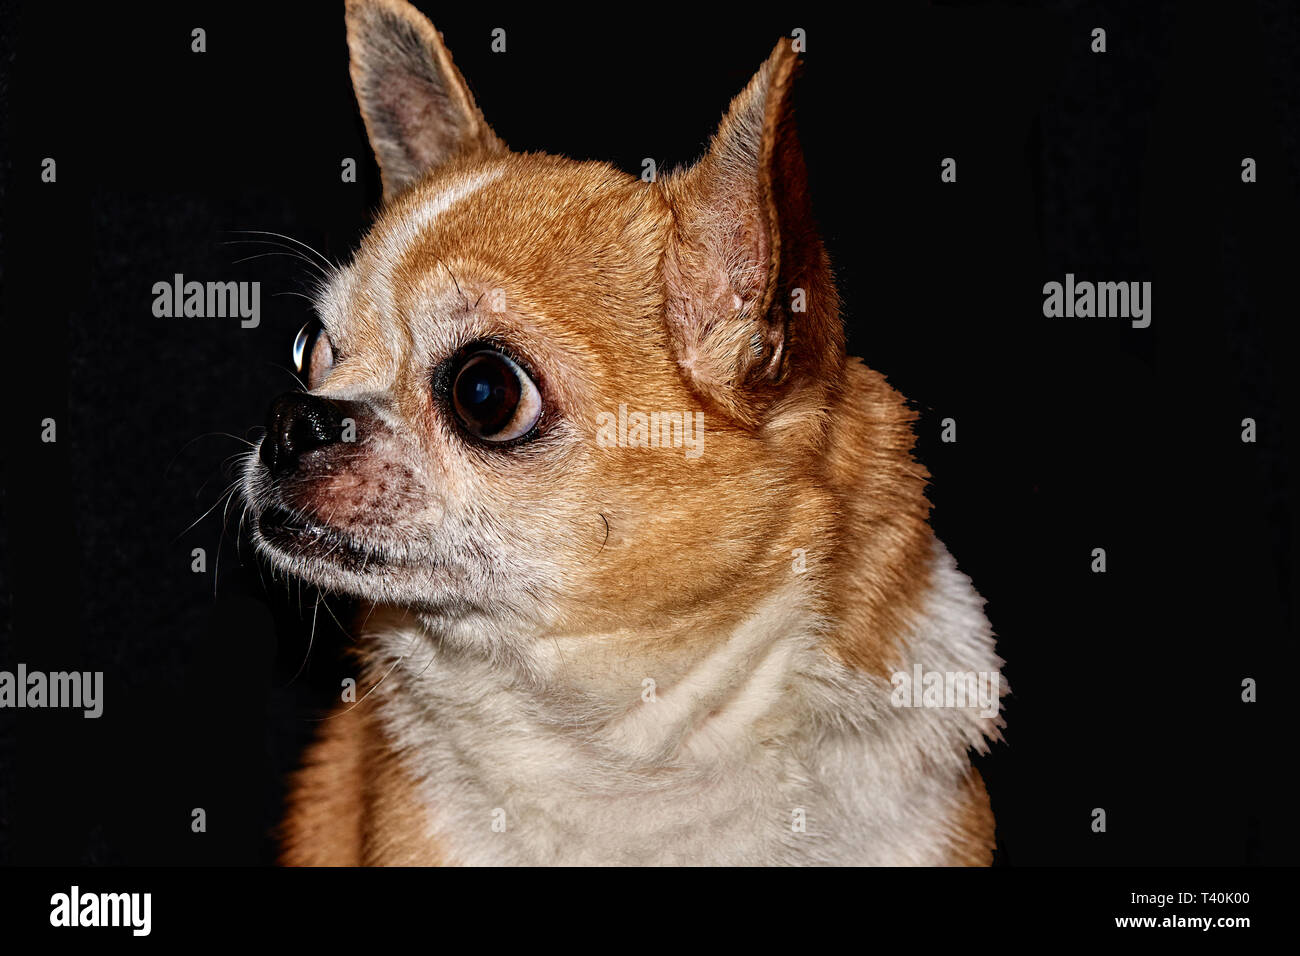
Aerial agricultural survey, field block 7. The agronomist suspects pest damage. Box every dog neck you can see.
[353,534,1000,865]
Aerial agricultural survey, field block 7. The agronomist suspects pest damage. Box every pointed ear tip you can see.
[768,37,801,67]
[756,38,802,94]
[343,0,382,21]
[344,0,408,14]
[345,0,434,32]
[343,0,387,38]
[345,0,447,65]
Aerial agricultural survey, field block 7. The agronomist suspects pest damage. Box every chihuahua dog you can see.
[245,0,1004,865]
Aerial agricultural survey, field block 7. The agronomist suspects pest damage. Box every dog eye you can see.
[451,350,542,442]
[293,320,335,389]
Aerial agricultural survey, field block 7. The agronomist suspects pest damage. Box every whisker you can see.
[316,595,349,636]
[273,291,320,304]
[176,479,242,542]
[229,250,328,280]
[311,652,405,721]
[164,430,258,480]
[228,229,336,271]
[266,361,309,391]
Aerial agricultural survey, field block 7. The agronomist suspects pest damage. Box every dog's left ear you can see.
[663,39,840,427]
[345,0,505,202]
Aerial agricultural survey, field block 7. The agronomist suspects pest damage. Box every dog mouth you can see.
[255,504,390,571]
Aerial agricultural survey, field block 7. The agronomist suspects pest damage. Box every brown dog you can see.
[245,0,1004,865]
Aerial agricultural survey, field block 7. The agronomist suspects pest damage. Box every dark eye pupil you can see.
[453,353,521,437]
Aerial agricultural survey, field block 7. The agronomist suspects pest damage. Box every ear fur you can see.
[662,39,841,427]
[345,0,505,201]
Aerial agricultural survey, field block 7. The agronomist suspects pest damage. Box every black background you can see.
[0,0,1296,868]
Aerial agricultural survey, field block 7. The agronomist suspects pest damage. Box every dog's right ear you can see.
[345,0,505,201]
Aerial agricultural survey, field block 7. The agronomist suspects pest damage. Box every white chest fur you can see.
[366,538,1001,865]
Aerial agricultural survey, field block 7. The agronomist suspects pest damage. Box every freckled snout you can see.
[261,392,347,478]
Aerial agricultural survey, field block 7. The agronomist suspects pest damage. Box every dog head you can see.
[244,0,857,656]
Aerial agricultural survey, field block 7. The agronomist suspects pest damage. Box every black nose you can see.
[261,392,346,477]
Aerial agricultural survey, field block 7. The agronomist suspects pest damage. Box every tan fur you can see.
[944,770,997,866]
[280,699,448,866]
[821,361,935,677]
[271,1,999,866]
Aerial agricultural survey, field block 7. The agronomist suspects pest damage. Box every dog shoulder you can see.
[280,698,452,866]
[942,768,996,866]
[280,704,368,866]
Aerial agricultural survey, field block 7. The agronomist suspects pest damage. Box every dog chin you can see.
[252,504,407,587]
[248,505,499,615]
